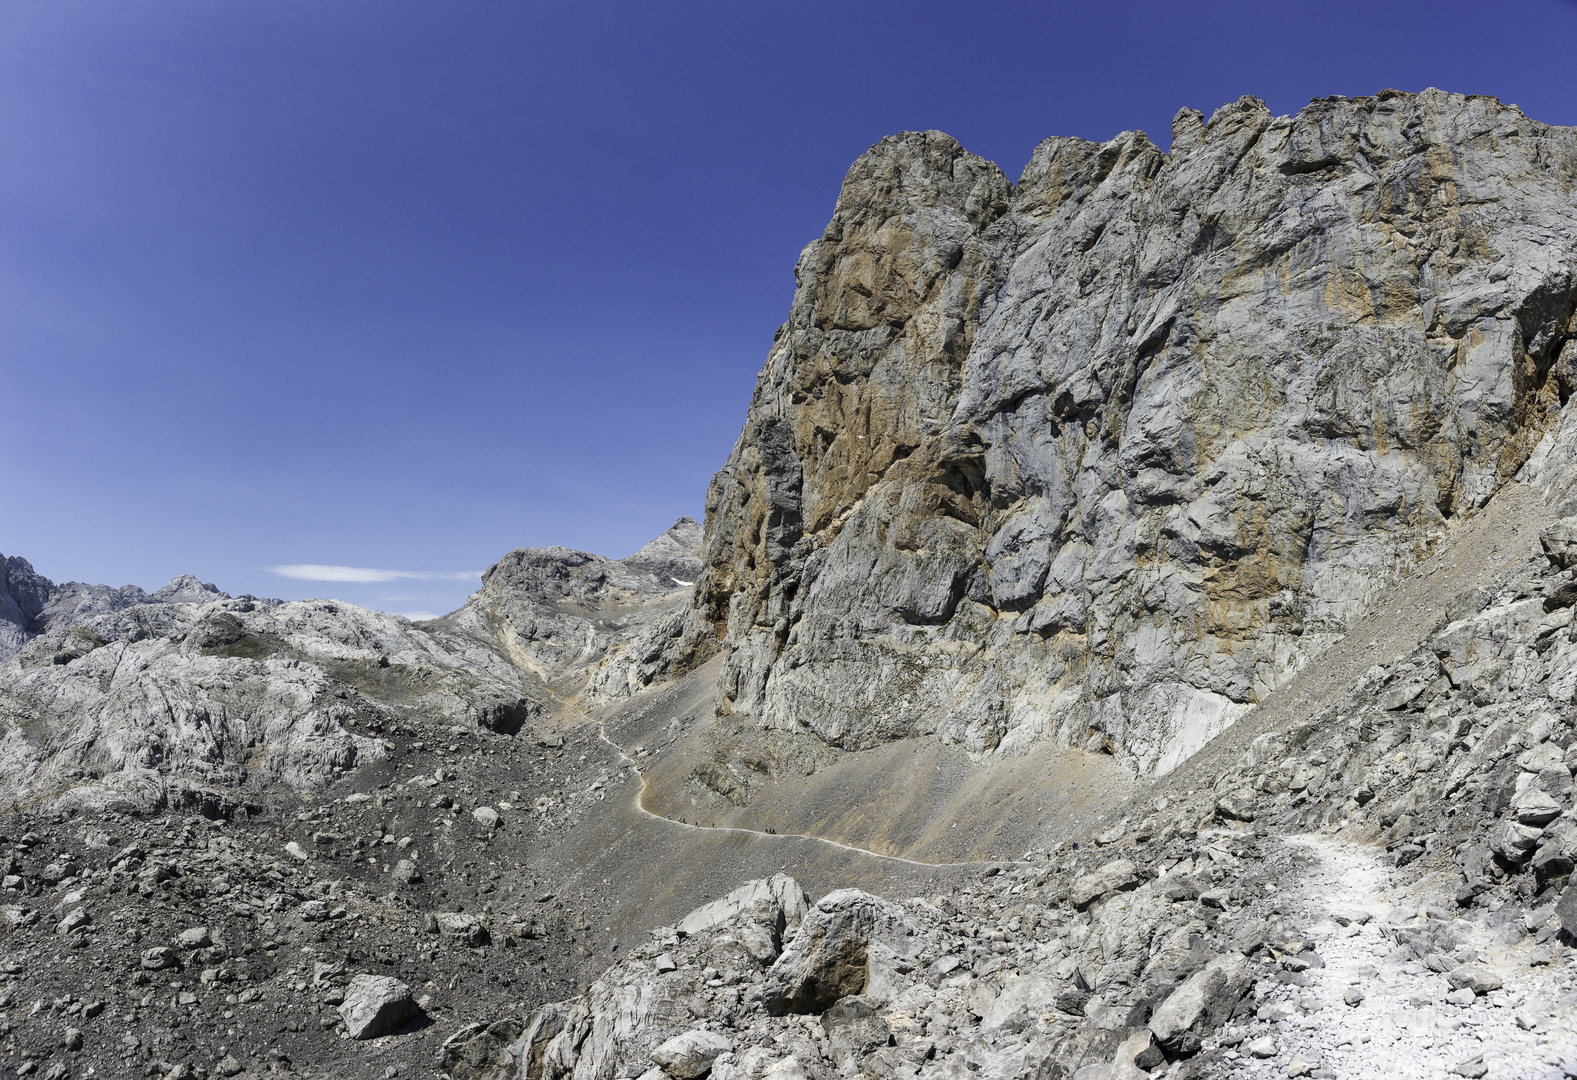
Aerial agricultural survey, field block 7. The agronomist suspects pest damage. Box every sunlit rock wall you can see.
[688,90,1577,775]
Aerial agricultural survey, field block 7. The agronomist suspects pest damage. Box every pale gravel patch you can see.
[1202,831,1577,1080]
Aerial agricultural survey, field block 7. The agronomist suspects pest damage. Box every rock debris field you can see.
[1214,834,1576,1080]
[6,509,1577,1080]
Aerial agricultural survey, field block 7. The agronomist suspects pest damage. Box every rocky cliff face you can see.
[691,89,1577,776]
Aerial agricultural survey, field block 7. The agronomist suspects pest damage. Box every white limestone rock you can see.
[651,1030,734,1079]
[338,973,419,1039]
[678,91,1577,779]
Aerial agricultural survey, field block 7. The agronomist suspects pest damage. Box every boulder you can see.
[40,862,79,884]
[1245,1036,1277,1058]
[1490,821,1543,862]
[1446,965,1503,995]
[1541,517,1577,570]
[761,889,917,1015]
[737,922,780,965]
[651,1030,733,1079]
[140,947,178,971]
[1511,787,1564,827]
[1214,791,1257,822]
[338,974,419,1039]
[472,806,500,828]
[437,912,490,947]
[1147,952,1253,1052]
[54,908,90,936]
[677,874,810,938]
[1069,860,1139,911]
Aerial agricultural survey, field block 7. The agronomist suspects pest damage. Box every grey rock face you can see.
[0,556,210,663]
[0,586,549,812]
[441,516,707,703]
[1540,516,1577,570]
[682,90,1577,777]
[0,555,54,661]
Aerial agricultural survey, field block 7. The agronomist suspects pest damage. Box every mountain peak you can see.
[151,574,228,604]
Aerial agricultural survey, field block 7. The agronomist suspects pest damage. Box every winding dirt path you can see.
[582,712,1018,871]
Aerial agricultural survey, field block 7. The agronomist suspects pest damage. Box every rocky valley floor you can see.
[5,481,1577,1080]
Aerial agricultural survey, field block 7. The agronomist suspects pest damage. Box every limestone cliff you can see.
[688,90,1577,776]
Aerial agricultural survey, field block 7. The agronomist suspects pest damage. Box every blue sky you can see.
[4,0,1576,619]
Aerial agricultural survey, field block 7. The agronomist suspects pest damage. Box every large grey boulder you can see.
[1541,517,1577,570]
[677,874,810,938]
[338,973,419,1039]
[1147,952,1253,1052]
[651,1030,733,1079]
[1069,860,1139,911]
[1446,965,1503,996]
[761,889,919,1015]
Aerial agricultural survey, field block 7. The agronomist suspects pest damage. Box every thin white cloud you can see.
[266,564,480,584]
[394,611,439,622]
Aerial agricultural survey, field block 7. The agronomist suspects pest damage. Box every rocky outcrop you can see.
[0,555,55,661]
[443,517,707,703]
[0,589,550,812]
[0,556,224,663]
[0,520,702,812]
[684,89,1577,777]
